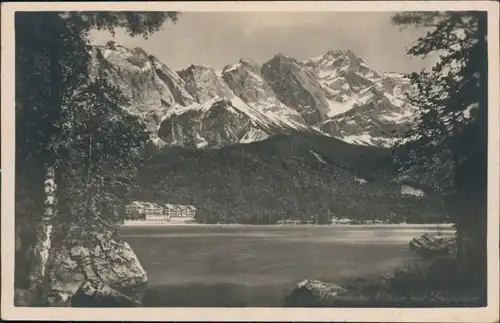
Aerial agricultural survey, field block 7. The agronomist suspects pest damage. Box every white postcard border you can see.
[1,1,499,322]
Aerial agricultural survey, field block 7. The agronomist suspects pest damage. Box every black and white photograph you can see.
[1,1,499,322]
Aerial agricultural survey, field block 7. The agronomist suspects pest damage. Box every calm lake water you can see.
[120,224,454,307]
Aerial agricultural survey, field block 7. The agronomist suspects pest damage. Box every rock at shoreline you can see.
[286,279,347,306]
[409,233,457,259]
[70,281,142,307]
[43,232,148,307]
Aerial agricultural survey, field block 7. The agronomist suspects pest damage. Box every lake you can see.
[120,224,454,307]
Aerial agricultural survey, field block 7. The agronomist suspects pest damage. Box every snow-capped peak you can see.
[223,62,241,73]
[92,41,417,150]
[187,63,214,70]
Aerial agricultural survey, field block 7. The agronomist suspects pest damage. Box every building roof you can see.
[164,203,176,210]
[178,204,197,211]
[129,201,162,209]
[130,202,199,212]
[163,204,198,211]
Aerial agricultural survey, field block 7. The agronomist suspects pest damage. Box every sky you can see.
[90,12,436,73]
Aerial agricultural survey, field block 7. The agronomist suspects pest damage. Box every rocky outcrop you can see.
[89,42,196,142]
[70,280,142,307]
[409,233,457,259]
[222,58,306,124]
[261,54,330,125]
[158,64,266,147]
[157,99,255,148]
[40,232,147,307]
[157,62,319,148]
[285,279,348,306]
[178,64,234,102]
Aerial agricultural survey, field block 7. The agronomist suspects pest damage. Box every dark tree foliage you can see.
[391,11,487,268]
[132,141,449,226]
[15,11,179,289]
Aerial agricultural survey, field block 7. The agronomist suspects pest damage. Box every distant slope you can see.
[132,134,449,224]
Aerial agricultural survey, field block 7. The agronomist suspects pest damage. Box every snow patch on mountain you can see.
[379,108,414,123]
[310,149,327,164]
[223,62,242,73]
[195,132,209,148]
[230,95,308,133]
[240,128,271,144]
[160,97,224,121]
[326,99,354,117]
[339,132,396,148]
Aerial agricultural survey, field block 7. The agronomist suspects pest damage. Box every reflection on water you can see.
[142,282,294,307]
[120,225,453,307]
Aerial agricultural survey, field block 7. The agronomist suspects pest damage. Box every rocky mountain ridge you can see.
[90,41,417,148]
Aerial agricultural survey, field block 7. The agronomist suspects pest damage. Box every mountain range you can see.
[90,41,417,149]
[89,41,448,224]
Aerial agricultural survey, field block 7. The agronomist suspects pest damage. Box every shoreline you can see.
[120,222,455,228]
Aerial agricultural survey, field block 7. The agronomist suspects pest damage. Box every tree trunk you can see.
[27,21,63,299]
[28,165,57,295]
